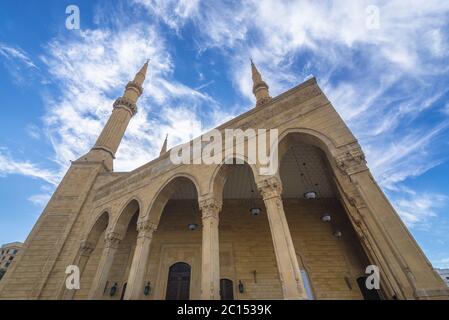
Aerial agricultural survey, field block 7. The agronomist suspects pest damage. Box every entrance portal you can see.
[166,262,191,300]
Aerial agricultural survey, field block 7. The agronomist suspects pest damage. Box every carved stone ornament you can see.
[113,97,137,116]
[79,240,95,256]
[256,96,272,107]
[126,80,144,97]
[199,198,221,220]
[104,231,121,248]
[256,176,282,200]
[335,148,367,176]
[346,189,367,210]
[136,220,157,238]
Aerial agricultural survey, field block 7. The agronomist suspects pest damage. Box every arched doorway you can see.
[220,279,234,300]
[166,262,191,300]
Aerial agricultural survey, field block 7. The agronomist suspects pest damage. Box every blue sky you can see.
[0,0,449,268]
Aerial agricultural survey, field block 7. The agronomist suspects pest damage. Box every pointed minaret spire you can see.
[123,59,149,106]
[133,59,149,88]
[160,134,168,156]
[83,61,150,171]
[250,59,271,107]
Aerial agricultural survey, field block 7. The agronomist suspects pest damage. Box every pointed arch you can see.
[85,210,110,245]
[209,155,260,203]
[273,128,344,177]
[111,198,142,238]
[145,173,200,225]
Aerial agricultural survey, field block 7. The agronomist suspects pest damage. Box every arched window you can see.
[166,262,191,300]
[220,279,234,300]
[356,276,381,300]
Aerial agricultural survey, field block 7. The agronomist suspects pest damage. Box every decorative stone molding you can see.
[347,191,367,210]
[126,80,144,97]
[79,240,95,256]
[256,96,272,107]
[256,176,282,200]
[104,231,121,249]
[113,97,137,116]
[199,198,221,220]
[335,148,367,176]
[136,220,157,238]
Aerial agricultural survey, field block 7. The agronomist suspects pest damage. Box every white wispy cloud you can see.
[2,1,449,233]
[0,43,37,68]
[39,20,234,174]
[0,149,59,186]
[393,193,448,228]
[134,0,449,230]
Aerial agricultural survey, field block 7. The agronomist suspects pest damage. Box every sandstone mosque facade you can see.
[0,61,447,300]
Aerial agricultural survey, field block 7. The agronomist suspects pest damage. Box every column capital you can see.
[113,96,137,116]
[335,148,367,176]
[198,197,221,220]
[79,240,95,256]
[136,220,157,239]
[257,176,282,200]
[104,231,121,249]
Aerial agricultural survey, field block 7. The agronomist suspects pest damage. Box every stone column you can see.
[257,176,307,300]
[124,220,157,300]
[87,231,121,300]
[199,198,221,300]
[62,240,95,300]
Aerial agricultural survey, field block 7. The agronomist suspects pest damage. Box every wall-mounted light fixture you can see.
[304,191,317,200]
[250,207,261,216]
[249,188,262,216]
[333,230,342,238]
[110,282,118,296]
[188,223,199,231]
[321,213,331,222]
[143,282,151,296]
[238,280,244,293]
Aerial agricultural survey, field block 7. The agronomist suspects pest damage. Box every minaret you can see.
[160,134,168,156]
[81,61,149,171]
[251,59,271,107]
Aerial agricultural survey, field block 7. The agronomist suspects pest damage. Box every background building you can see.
[435,269,449,287]
[0,242,23,280]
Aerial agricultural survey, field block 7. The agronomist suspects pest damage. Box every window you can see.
[356,276,381,300]
[13,249,18,254]
[166,262,191,300]
[220,279,234,300]
[5,262,10,268]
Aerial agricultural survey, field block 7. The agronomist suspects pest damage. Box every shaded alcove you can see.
[278,133,372,299]
[74,211,109,299]
[217,162,283,300]
[144,176,201,300]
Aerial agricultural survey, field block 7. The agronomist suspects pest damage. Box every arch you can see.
[145,174,200,224]
[85,210,110,245]
[166,262,192,300]
[209,155,260,203]
[273,128,342,177]
[220,279,234,300]
[110,198,141,239]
